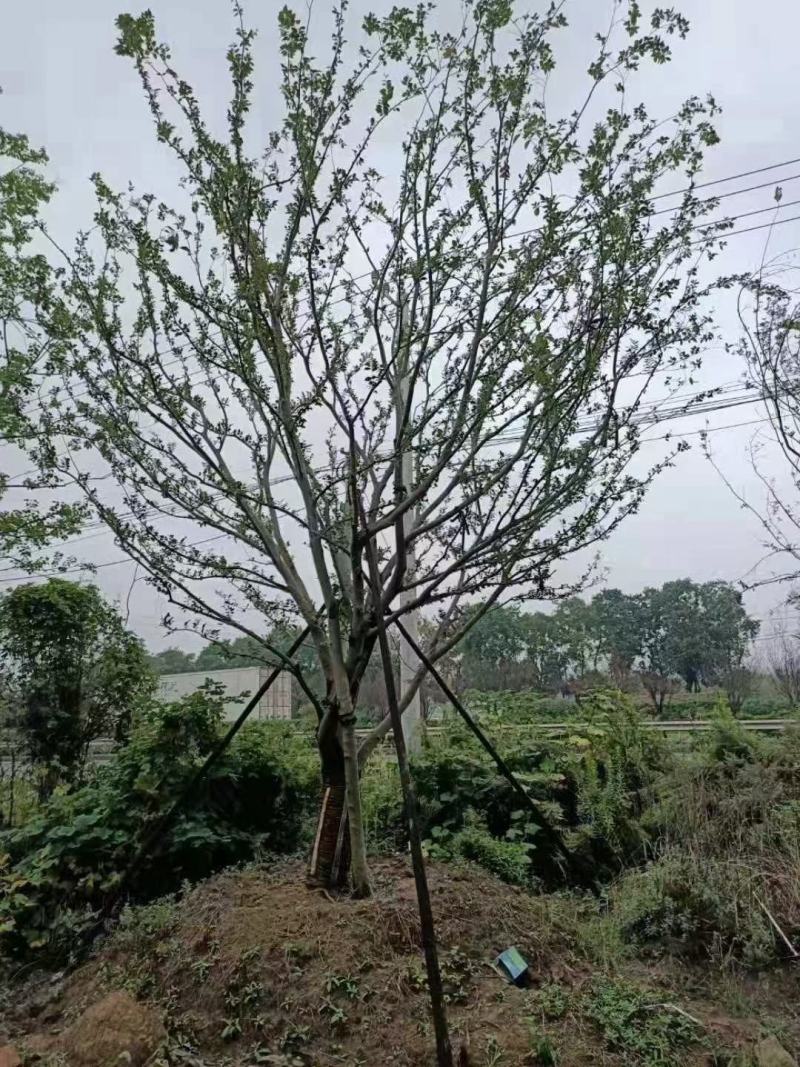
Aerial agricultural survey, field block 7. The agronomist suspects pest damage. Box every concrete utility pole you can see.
[396,300,422,754]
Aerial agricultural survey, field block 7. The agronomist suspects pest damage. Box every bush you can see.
[560,690,667,869]
[360,757,404,852]
[454,825,531,886]
[613,718,800,967]
[461,689,582,723]
[613,852,775,968]
[0,688,319,957]
[362,690,666,886]
[421,819,532,888]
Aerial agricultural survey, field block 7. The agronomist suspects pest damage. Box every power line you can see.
[690,211,800,246]
[500,185,800,245]
[752,629,800,643]
[642,414,768,444]
[692,197,800,232]
[648,155,800,202]
[650,171,800,216]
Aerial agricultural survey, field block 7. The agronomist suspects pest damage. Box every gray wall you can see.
[157,666,292,721]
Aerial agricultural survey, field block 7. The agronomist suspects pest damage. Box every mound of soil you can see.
[2,857,799,1065]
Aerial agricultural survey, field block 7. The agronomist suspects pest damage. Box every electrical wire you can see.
[650,171,800,216]
[690,211,800,246]
[648,155,800,201]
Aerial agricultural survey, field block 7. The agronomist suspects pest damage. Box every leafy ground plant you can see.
[585,977,702,1066]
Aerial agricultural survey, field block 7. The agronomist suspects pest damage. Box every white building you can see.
[157,666,293,722]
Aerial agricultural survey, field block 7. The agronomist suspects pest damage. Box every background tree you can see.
[591,588,644,685]
[639,669,680,716]
[459,605,529,691]
[25,2,722,892]
[0,130,84,570]
[552,597,598,678]
[711,277,800,590]
[639,580,757,690]
[769,638,800,706]
[148,647,197,675]
[0,579,155,793]
[718,664,755,713]
[194,634,268,672]
[521,611,570,692]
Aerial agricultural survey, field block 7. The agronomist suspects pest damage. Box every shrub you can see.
[363,690,668,885]
[0,688,319,957]
[562,690,667,867]
[462,689,581,723]
[421,820,532,888]
[613,852,774,968]
[529,980,569,1021]
[614,720,800,967]
[453,825,531,887]
[360,757,404,852]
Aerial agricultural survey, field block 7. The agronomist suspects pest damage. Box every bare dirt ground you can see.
[1,857,798,1065]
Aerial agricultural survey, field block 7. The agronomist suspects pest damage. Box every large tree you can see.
[458,604,529,689]
[521,610,570,691]
[639,579,758,689]
[0,578,154,792]
[24,1,721,893]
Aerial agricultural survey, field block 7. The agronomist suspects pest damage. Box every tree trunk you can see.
[307,764,350,889]
[339,713,370,896]
[307,694,370,895]
[308,700,350,888]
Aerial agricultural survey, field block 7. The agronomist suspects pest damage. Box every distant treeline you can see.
[150,579,759,708]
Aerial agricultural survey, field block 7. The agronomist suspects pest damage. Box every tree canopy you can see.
[0,130,84,570]
[0,578,155,790]
[15,0,723,892]
[638,580,758,690]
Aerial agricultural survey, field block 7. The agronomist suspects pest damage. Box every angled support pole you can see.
[85,625,312,948]
[363,532,454,1067]
[392,616,596,890]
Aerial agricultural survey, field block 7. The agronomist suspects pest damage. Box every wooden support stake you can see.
[393,616,596,890]
[363,533,454,1067]
[756,895,799,959]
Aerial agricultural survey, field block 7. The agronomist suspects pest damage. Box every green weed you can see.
[530,980,569,1020]
[585,978,701,1065]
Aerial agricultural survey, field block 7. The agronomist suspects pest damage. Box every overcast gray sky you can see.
[3,0,800,651]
